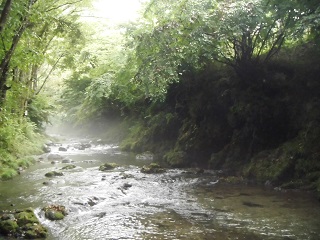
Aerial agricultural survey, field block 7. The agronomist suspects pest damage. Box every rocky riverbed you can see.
[0,137,320,239]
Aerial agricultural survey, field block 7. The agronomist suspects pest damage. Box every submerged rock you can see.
[48,153,63,160]
[42,205,67,221]
[45,171,64,177]
[58,146,68,151]
[99,163,118,171]
[123,183,133,190]
[62,158,72,163]
[141,163,165,174]
[120,172,134,179]
[73,143,92,150]
[0,208,47,239]
[136,151,154,160]
[61,164,77,170]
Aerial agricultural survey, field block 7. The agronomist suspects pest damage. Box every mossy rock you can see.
[24,223,48,239]
[45,171,64,177]
[0,219,18,234]
[0,208,47,239]
[61,164,77,170]
[15,211,39,225]
[42,205,67,221]
[44,210,65,220]
[141,163,165,174]
[99,163,118,171]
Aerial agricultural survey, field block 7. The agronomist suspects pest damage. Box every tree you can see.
[0,0,91,117]
[121,0,319,100]
[0,0,37,105]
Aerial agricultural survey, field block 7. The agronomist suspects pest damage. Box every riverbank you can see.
[0,116,48,181]
[64,44,320,201]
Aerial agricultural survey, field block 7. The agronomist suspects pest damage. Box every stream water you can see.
[0,137,319,240]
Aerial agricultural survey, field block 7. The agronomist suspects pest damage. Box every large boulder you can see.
[0,208,47,239]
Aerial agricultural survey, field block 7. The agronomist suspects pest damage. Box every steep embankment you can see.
[120,44,320,198]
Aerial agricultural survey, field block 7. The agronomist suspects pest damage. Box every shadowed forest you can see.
[0,0,320,199]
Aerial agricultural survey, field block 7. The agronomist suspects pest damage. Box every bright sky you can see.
[88,0,147,24]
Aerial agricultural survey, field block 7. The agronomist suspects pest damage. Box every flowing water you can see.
[0,137,319,240]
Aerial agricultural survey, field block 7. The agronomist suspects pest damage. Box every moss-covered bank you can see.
[118,43,320,198]
[0,116,47,180]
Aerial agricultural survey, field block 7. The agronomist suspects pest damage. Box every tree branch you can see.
[35,54,64,95]
[45,0,84,13]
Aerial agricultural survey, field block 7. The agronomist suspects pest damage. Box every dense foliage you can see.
[1,0,320,197]
[0,0,91,179]
[58,0,320,195]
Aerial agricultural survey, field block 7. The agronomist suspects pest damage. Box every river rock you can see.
[43,205,67,221]
[59,146,68,151]
[45,171,64,177]
[61,164,77,170]
[87,197,99,206]
[123,183,133,190]
[62,158,72,163]
[99,163,118,171]
[74,143,91,150]
[136,151,154,160]
[0,208,47,238]
[42,144,51,153]
[120,172,134,179]
[141,163,165,174]
[48,153,63,160]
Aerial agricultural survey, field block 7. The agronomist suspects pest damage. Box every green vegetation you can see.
[0,208,47,239]
[0,0,319,197]
[58,0,320,195]
[0,0,91,180]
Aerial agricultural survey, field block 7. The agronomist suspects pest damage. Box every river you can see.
[0,137,319,239]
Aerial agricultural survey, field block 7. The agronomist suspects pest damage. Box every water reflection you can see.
[0,139,319,239]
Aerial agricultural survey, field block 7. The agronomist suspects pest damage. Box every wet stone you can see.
[62,158,72,163]
[59,146,68,151]
[61,164,77,170]
[45,171,64,177]
[123,183,133,190]
[43,205,67,221]
[48,153,63,160]
[0,208,48,238]
[136,151,154,160]
[99,163,118,171]
[141,163,165,174]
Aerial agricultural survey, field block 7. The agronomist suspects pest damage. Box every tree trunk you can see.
[0,0,13,33]
[0,23,27,106]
